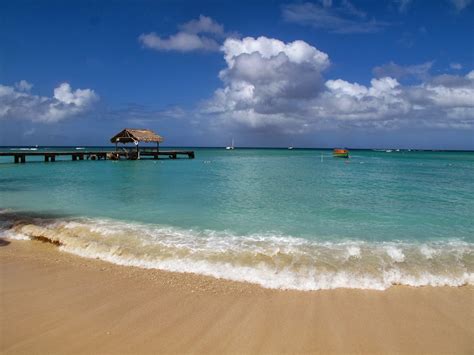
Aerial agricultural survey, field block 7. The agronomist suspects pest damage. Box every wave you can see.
[9,147,38,151]
[0,211,472,291]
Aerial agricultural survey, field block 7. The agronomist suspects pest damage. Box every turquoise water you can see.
[1,148,473,290]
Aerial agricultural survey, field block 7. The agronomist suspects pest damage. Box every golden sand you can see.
[1,239,473,354]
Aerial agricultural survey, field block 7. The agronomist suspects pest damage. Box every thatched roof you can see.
[110,129,164,144]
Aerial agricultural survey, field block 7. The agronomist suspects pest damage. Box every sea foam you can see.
[1,213,472,291]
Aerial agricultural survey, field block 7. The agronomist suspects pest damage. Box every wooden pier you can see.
[2,128,196,164]
[0,149,195,164]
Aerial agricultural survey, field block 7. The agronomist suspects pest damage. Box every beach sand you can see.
[1,239,473,354]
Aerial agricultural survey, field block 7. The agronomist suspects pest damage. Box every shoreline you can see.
[1,239,473,354]
[2,210,471,291]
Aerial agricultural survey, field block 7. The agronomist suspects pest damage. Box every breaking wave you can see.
[1,210,472,291]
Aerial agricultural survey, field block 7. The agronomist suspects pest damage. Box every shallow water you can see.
[1,148,473,290]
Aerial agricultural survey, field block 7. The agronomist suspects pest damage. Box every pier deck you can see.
[0,150,195,163]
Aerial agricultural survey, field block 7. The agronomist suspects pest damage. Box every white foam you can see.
[385,246,405,262]
[0,230,30,240]
[59,244,474,291]
[346,245,361,259]
[420,245,438,259]
[1,215,473,291]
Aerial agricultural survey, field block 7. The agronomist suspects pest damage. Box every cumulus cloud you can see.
[281,1,389,34]
[203,36,330,130]
[0,81,98,123]
[372,61,433,81]
[321,73,474,128]
[139,15,226,52]
[203,36,474,132]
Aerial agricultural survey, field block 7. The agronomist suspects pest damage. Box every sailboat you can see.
[226,138,235,150]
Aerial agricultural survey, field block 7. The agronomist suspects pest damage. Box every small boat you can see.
[226,138,235,150]
[333,148,349,158]
[288,146,294,150]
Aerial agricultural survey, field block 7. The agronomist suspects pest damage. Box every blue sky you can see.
[0,0,473,148]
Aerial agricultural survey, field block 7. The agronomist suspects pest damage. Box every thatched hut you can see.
[110,128,164,159]
[111,128,163,148]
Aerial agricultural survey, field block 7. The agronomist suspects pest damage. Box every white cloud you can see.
[315,72,474,129]
[179,15,224,36]
[203,36,330,130]
[0,81,98,123]
[203,36,474,132]
[372,61,433,80]
[139,15,225,52]
[14,80,33,92]
[315,77,410,127]
[281,1,388,34]
[222,36,329,69]
[139,32,219,52]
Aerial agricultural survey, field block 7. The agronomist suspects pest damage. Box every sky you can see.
[0,0,473,149]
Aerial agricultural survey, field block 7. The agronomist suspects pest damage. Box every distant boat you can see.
[288,146,294,150]
[385,150,393,153]
[333,148,349,158]
[226,138,235,150]
[75,147,85,150]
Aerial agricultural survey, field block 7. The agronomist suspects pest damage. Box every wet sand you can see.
[1,239,473,354]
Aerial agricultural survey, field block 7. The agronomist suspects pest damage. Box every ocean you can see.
[1,147,473,290]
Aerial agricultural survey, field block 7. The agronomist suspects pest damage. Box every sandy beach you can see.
[0,239,472,354]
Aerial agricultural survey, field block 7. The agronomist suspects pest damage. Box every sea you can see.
[1,147,473,291]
